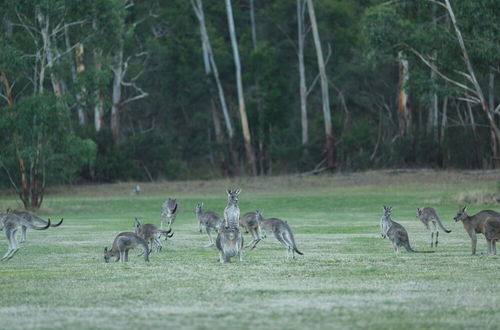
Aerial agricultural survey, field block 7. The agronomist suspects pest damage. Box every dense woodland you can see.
[0,0,499,208]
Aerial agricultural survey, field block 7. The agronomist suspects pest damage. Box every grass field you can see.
[1,170,499,329]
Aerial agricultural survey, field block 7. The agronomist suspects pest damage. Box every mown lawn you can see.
[0,170,499,329]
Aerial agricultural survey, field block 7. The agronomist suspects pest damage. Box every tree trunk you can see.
[306,0,335,169]
[397,51,411,136]
[297,0,308,145]
[225,0,257,175]
[93,15,104,132]
[443,0,500,161]
[111,37,124,143]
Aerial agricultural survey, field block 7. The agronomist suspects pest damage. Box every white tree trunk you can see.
[111,38,124,143]
[225,0,256,175]
[306,0,334,168]
[297,0,308,145]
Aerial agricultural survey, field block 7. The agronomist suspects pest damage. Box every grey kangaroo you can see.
[104,232,149,262]
[255,210,303,259]
[160,198,178,230]
[453,206,500,255]
[380,206,433,254]
[1,213,51,261]
[484,217,500,255]
[223,189,241,228]
[216,189,243,262]
[195,203,222,247]
[239,211,263,249]
[416,207,451,248]
[6,208,63,243]
[216,225,243,263]
[134,218,173,253]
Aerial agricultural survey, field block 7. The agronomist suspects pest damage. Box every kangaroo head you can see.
[104,247,112,263]
[416,208,422,217]
[255,210,266,238]
[134,218,142,233]
[453,206,468,222]
[195,203,203,214]
[226,189,241,204]
[383,206,392,216]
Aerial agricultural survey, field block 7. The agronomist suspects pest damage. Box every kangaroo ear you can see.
[235,188,241,195]
[226,189,231,195]
[104,247,108,252]
[201,202,204,207]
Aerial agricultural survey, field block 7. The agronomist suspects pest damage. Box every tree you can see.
[225,0,257,175]
[306,0,335,169]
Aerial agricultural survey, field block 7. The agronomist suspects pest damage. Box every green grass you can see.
[0,170,499,329]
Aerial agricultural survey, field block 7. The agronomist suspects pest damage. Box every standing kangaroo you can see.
[6,208,63,243]
[134,218,173,253]
[223,189,240,228]
[195,203,222,247]
[104,232,149,262]
[160,198,178,230]
[453,206,500,255]
[1,213,51,261]
[255,210,302,259]
[380,206,433,254]
[239,211,262,249]
[416,207,451,248]
[216,189,243,263]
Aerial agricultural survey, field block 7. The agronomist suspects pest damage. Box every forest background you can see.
[0,0,499,209]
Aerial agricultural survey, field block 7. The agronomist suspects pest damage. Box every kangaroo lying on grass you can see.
[380,206,433,254]
[104,232,149,262]
[255,210,303,259]
[6,208,63,243]
[195,203,222,247]
[416,207,451,248]
[134,218,173,253]
[453,206,500,255]
[239,211,262,249]
[1,213,50,261]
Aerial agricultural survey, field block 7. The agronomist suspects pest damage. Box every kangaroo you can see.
[416,207,451,248]
[453,206,500,255]
[104,232,149,262]
[195,203,222,247]
[6,208,63,243]
[160,198,178,231]
[1,213,51,261]
[239,211,262,249]
[223,189,240,228]
[134,218,173,253]
[484,217,500,255]
[216,225,243,263]
[255,210,302,259]
[380,206,433,254]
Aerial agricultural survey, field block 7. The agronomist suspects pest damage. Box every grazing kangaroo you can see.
[239,211,262,249]
[380,206,433,254]
[104,232,149,263]
[453,206,500,255]
[416,207,451,248]
[216,225,243,263]
[255,210,302,259]
[195,203,222,247]
[484,217,500,255]
[6,208,63,243]
[223,189,241,228]
[1,213,51,261]
[134,218,173,253]
[160,198,178,230]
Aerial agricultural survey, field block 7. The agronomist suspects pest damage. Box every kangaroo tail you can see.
[48,218,64,227]
[22,218,51,230]
[435,216,451,233]
[159,228,174,237]
[283,224,303,256]
[405,243,434,253]
[293,246,304,255]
